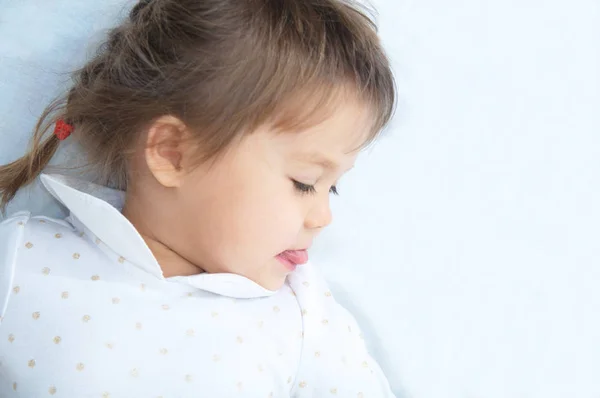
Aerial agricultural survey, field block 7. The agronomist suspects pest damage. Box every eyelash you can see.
[293,180,339,196]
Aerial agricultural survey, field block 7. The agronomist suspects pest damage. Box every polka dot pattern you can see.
[0,203,393,397]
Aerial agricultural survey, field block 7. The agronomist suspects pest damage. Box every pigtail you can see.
[0,98,66,213]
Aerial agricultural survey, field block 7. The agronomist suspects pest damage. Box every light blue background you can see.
[1,0,599,396]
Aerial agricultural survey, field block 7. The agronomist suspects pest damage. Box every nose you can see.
[304,194,333,231]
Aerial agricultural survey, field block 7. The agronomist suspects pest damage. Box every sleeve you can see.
[0,212,30,323]
[291,262,397,397]
[333,302,398,398]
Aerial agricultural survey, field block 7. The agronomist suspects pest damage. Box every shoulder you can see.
[0,212,77,321]
[0,212,31,321]
[0,211,31,247]
[2,212,78,256]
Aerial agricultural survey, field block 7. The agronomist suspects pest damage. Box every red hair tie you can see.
[54,119,74,140]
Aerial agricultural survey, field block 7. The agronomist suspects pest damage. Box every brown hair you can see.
[0,0,396,211]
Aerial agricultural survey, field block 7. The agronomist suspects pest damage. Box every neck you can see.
[121,197,204,278]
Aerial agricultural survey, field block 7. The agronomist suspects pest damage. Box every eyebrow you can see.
[293,152,339,170]
[294,152,354,172]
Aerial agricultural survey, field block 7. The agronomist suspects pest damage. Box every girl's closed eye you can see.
[292,180,339,196]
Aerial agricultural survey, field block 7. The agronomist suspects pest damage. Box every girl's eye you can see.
[292,180,339,196]
[293,180,316,194]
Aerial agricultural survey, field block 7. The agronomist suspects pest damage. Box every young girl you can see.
[0,0,396,396]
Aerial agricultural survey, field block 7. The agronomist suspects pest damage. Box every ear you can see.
[144,115,193,188]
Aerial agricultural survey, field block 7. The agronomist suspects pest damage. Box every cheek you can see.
[231,181,302,246]
[176,144,307,274]
[182,173,302,266]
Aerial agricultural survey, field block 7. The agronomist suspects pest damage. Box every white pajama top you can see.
[0,174,395,398]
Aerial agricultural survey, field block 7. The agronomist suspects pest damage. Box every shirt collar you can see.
[39,173,278,299]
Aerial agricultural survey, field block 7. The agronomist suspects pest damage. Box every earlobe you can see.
[144,115,190,188]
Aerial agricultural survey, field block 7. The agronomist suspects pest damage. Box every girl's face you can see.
[130,98,373,291]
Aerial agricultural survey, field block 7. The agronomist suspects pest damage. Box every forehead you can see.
[276,98,375,161]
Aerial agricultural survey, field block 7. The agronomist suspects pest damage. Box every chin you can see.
[248,257,294,291]
[271,278,289,291]
[258,275,289,292]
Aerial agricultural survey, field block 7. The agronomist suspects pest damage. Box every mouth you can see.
[276,249,309,271]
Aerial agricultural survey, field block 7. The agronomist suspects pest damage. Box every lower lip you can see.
[276,254,298,271]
